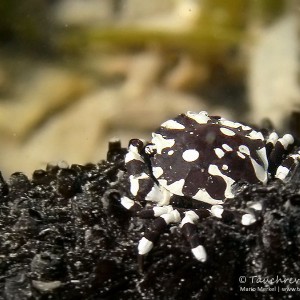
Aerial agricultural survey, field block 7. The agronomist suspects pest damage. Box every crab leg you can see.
[210,204,261,226]
[268,134,294,175]
[275,150,300,180]
[138,207,181,256]
[180,209,210,262]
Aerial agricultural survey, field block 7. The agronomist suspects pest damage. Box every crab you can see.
[120,111,300,263]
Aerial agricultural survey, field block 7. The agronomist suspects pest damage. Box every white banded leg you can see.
[268,134,294,175]
[138,208,181,256]
[180,209,210,262]
[265,132,279,157]
[210,204,261,226]
[275,150,300,180]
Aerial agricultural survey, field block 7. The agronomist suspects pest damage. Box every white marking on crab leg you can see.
[210,205,224,218]
[180,211,207,262]
[278,134,294,149]
[138,209,181,256]
[238,145,268,182]
[214,148,225,158]
[256,147,268,170]
[222,144,233,152]
[241,213,256,226]
[275,152,300,180]
[192,245,207,262]
[160,209,181,224]
[120,196,142,212]
[161,119,185,129]
[138,237,154,255]
[180,211,200,226]
[275,166,290,180]
[193,189,224,205]
[125,147,144,163]
[182,149,199,162]
[220,128,235,136]
[249,202,262,211]
[129,173,149,196]
[168,150,174,155]
[208,164,235,199]
[129,175,140,196]
[152,205,174,217]
[266,132,279,146]
[120,196,135,210]
[186,111,210,124]
[249,157,268,184]
[151,133,175,154]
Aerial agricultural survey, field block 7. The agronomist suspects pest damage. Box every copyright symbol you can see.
[239,276,247,283]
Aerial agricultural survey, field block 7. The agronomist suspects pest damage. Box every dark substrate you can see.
[1,140,300,300]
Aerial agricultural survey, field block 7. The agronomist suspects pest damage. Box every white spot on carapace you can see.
[186,111,210,124]
[238,145,250,156]
[222,144,233,152]
[193,188,224,205]
[219,120,241,129]
[246,130,264,141]
[152,133,175,154]
[214,148,225,158]
[168,150,174,156]
[182,149,199,162]
[161,119,185,130]
[138,237,153,255]
[222,164,228,170]
[152,166,164,178]
[166,179,185,196]
[208,164,235,198]
[220,128,235,136]
[237,151,246,159]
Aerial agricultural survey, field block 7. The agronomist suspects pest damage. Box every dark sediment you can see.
[1,140,300,300]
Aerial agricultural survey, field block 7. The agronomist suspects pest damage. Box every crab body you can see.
[121,111,299,263]
[149,112,268,204]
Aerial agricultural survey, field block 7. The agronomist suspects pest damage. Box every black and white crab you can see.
[120,111,300,262]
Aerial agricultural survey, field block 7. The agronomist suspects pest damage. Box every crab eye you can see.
[129,139,144,151]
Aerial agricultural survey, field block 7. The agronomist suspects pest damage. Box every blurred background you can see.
[0,0,299,178]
